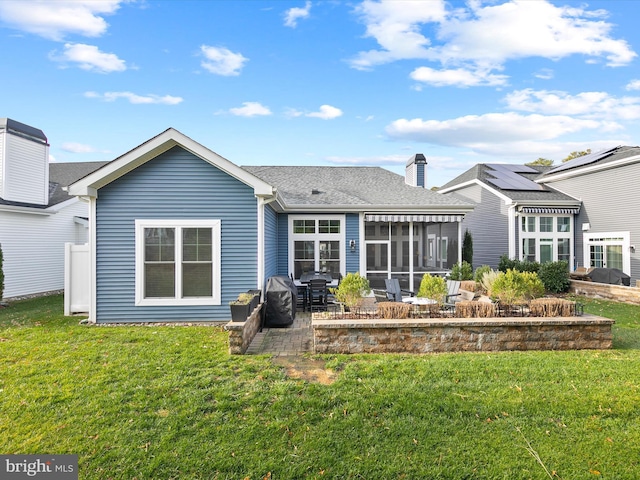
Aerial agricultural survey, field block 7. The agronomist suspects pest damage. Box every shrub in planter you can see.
[491,269,544,305]
[479,269,502,297]
[417,274,448,304]
[538,260,570,293]
[229,292,255,322]
[474,265,492,284]
[449,261,473,281]
[498,255,540,273]
[331,272,371,310]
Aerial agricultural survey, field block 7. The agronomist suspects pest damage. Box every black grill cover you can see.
[587,268,631,286]
[264,275,296,327]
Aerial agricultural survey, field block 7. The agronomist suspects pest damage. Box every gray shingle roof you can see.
[440,163,579,204]
[243,166,473,210]
[0,161,108,209]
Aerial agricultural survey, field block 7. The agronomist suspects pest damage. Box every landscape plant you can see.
[473,264,492,283]
[491,269,544,305]
[498,254,540,273]
[462,229,473,266]
[538,260,571,293]
[417,273,448,304]
[449,260,473,281]
[331,272,371,310]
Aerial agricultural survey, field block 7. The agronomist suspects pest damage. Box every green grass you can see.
[1,294,640,479]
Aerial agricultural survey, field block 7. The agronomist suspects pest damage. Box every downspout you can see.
[457,220,463,268]
[508,203,518,259]
[257,194,277,291]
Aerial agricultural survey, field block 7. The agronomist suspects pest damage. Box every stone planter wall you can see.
[225,303,263,354]
[570,280,640,305]
[313,315,613,354]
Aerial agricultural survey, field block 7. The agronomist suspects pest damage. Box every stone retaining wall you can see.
[313,314,613,354]
[225,303,263,354]
[570,280,640,305]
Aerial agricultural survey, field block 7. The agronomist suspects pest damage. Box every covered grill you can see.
[586,268,631,286]
[264,275,297,327]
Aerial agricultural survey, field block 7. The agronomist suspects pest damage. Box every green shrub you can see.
[538,260,571,293]
[473,265,492,283]
[497,254,540,273]
[417,274,448,304]
[491,269,544,304]
[331,272,371,309]
[449,261,473,280]
[479,269,502,297]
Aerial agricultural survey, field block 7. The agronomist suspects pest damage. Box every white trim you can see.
[134,219,221,306]
[88,197,97,323]
[518,214,574,264]
[68,128,275,198]
[439,178,515,204]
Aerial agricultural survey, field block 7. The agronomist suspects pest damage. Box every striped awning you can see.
[365,214,464,223]
[520,207,580,214]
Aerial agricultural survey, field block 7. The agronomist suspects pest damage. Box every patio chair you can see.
[384,278,415,302]
[444,280,461,308]
[373,289,390,303]
[291,273,307,312]
[308,278,328,311]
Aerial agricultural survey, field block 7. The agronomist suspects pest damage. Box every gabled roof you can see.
[67,128,275,198]
[540,145,640,181]
[439,163,580,206]
[0,161,108,210]
[243,165,473,213]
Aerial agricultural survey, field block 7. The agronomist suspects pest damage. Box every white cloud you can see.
[350,0,447,70]
[0,0,125,41]
[61,142,97,154]
[626,80,640,91]
[350,0,636,74]
[84,91,183,105]
[385,112,605,147]
[200,45,248,76]
[534,69,554,80]
[229,102,272,117]
[284,1,311,28]
[326,154,414,166]
[50,43,126,73]
[410,66,508,87]
[505,89,640,120]
[306,105,343,120]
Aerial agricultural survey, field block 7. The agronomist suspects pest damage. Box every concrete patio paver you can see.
[245,311,313,356]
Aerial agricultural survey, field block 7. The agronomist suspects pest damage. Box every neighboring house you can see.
[439,146,640,285]
[0,118,107,298]
[68,128,474,323]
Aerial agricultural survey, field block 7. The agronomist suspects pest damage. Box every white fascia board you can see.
[0,204,51,215]
[67,128,275,198]
[277,204,474,215]
[538,154,640,183]
[439,179,514,205]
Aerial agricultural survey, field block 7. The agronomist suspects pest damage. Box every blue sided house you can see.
[68,128,473,323]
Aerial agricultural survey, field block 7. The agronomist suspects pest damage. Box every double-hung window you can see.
[290,216,344,279]
[135,219,221,306]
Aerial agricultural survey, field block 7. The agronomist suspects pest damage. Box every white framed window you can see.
[135,219,221,306]
[583,232,630,274]
[289,215,345,279]
[519,215,573,264]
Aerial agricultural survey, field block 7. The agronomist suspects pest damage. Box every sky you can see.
[1,0,639,188]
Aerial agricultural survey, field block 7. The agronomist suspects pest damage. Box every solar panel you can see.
[546,146,619,174]
[484,164,546,191]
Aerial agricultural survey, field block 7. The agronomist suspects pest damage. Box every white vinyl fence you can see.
[64,243,90,315]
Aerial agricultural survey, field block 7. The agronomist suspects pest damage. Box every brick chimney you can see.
[405,153,427,188]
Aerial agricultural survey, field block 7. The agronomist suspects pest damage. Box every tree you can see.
[562,149,591,163]
[462,229,473,266]
[525,157,554,167]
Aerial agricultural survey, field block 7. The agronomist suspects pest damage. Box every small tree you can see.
[462,229,473,266]
[417,274,448,304]
[331,272,371,310]
[450,261,473,281]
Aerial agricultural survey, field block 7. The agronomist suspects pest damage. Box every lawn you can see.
[1,294,640,479]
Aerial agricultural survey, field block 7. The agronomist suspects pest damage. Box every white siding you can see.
[0,200,89,298]
[1,132,49,205]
